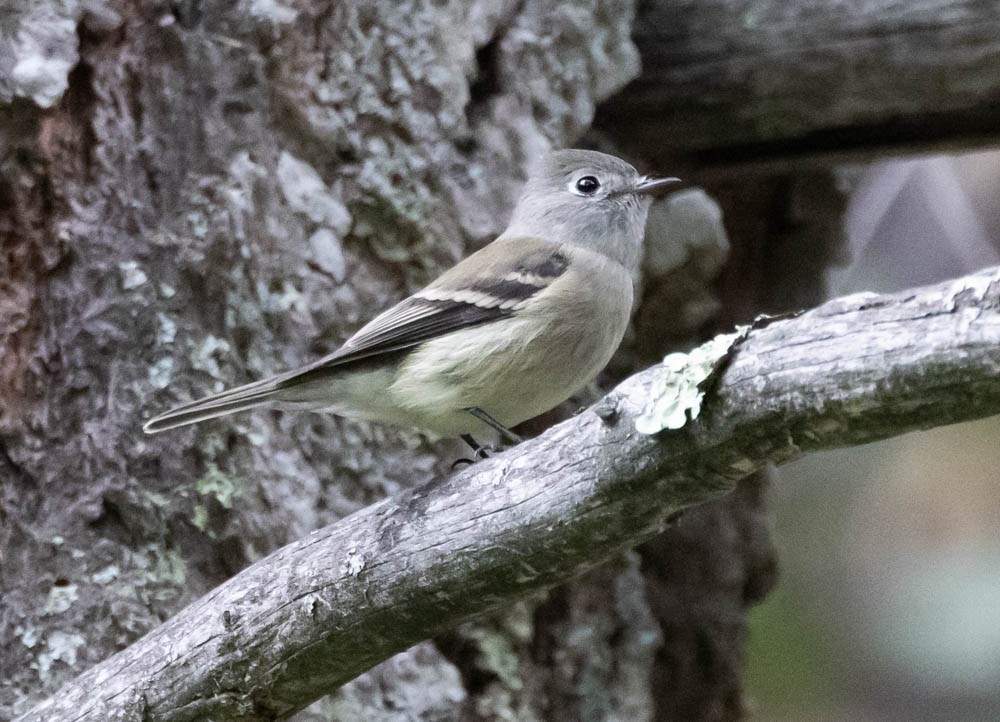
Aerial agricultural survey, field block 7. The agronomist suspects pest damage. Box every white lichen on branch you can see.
[635,326,749,433]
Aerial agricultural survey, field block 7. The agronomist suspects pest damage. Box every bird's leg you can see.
[452,433,490,470]
[452,411,521,470]
[465,407,523,446]
[460,433,491,459]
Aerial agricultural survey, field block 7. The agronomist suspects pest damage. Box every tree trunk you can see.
[0,0,667,719]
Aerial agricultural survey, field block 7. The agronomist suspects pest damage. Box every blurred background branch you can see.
[605,0,1000,171]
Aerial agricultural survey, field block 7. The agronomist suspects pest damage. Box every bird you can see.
[143,149,679,454]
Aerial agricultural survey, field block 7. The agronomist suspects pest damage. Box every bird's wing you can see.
[275,235,569,385]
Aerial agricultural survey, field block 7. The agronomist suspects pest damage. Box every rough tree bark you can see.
[0,1,688,719]
[19,266,1000,721]
[0,1,651,718]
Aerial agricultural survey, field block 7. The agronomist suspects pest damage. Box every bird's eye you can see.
[572,175,601,196]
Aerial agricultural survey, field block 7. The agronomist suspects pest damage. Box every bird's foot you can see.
[452,433,492,470]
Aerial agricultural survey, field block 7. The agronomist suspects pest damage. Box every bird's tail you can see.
[142,376,283,433]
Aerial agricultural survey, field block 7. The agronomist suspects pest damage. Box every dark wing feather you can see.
[320,297,509,365]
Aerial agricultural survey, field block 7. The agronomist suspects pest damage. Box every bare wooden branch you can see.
[605,0,1000,167]
[20,267,1000,722]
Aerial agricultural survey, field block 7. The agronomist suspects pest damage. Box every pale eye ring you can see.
[571,175,601,196]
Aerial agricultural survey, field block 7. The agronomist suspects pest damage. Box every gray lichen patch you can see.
[30,631,86,684]
[196,463,244,514]
[42,585,78,616]
[0,1,81,107]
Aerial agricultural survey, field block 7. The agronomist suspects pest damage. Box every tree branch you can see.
[20,267,1000,722]
[605,0,1000,167]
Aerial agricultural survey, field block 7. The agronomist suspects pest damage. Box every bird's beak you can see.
[632,175,682,198]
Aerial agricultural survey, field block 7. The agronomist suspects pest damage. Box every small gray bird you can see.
[143,149,678,451]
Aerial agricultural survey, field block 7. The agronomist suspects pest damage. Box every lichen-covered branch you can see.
[20,266,1000,722]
